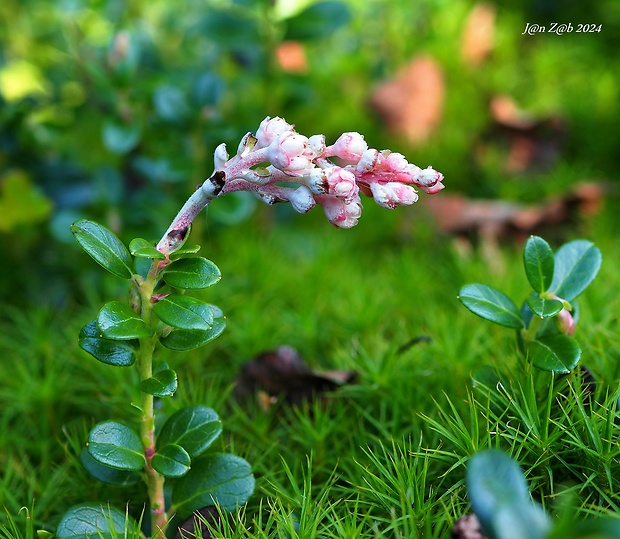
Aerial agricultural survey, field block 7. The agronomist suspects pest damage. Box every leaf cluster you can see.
[458,236,601,373]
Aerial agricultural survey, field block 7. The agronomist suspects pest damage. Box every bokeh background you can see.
[1,0,618,309]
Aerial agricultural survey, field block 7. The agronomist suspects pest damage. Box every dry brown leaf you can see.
[371,56,444,146]
[235,345,357,408]
[461,3,496,66]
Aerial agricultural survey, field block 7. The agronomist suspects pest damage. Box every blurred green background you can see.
[1,0,618,309]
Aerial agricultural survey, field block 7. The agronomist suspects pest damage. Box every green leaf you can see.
[467,450,550,539]
[78,321,138,367]
[56,504,140,539]
[139,369,178,397]
[153,295,214,331]
[157,406,222,458]
[97,301,153,340]
[80,449,140,486]
[163,257,221,289]
[129,238,165,259]
[153,85,191,123]
[526,294,564,319]
[285,2,351,41]
[152,444,191,478]
[171,453,255,518]
[549,240,602,301]
[458,284,524,329]
[87,421,145,471]
[70,219,133,279]
[528,334,581,373]
[523,236,554,293]
[102,120,141,154]
[169,245,201,261]
[160,306,226,351]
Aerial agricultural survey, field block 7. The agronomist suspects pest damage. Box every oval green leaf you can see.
[152,444,191,478]
[458,284,524,329]
[169,245,201,261]
[87,421,145,471]
[523,235,554,293]
[285,1,351,41]
[80,449,141,486]
[467,450,550,539]
[139,369,178,397]
[160,311,226,351]
[528,334,581,373]
[550,240,602,301]
[163,257,221,289]
[97,301,153,340]
[102,120,141,155]
[153,295,214,331]
[526,294,564,319]
[70,219,133,279]
[129,238,165,259]
[57,504,140,539]
[79,321,138,367]
[171,453,255,519]
[157,406,222,458]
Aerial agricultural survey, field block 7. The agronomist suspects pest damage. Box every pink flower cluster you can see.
[209,116,445,228]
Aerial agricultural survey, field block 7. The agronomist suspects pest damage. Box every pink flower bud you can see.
[214,143,229,170]
[317,195,363,228]
[308,134,326,157]
[255,116,294,149]
[369,182,418,209]
[327,132,368,162]
[307,168,328,194]
[288,186,316,214]
[411,166,445,194]
[267,132,314,175]
[357,149,380,173]
[556,309,575,336]
[326,167,359,202]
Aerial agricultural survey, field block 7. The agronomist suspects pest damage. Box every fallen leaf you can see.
[461,3,496,66]
[235,345,357,407]
[477,95,567,173]
[370,56,444,146]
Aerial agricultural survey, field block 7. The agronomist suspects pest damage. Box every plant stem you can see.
[136,261,168,536]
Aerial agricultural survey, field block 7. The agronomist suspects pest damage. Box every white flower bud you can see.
[288,186,316,214]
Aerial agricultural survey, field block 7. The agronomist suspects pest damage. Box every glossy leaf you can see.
[549,240,602,301]
[458,284,524,329]
[285,2,351,41]
[97,301,153,340]
[526,294,564,319]
[78,321,137,367]
[169,245,201,261]
[157,406,222,458]
[152,444,191,478]
[80,449,140,486]
[153,295,213,331]
[467,450,550,539]
[129,238,165,259]
[56,504,140,539]
[163,257,221,289]
[139,369,178,397]
[523,236,554,293]
[171,453,255,518]
[70,219,133,279]
[87,421,145,471]
[160,307,226,351]
[528,334,581,373]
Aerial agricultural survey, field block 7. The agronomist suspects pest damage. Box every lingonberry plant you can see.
[58,117,445,538]
[458,235,602,373]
